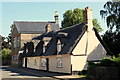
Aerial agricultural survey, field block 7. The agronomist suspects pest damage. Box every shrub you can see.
[88,54,120,67]
[0,48,12,59]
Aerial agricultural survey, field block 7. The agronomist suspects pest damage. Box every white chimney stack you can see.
[83,7,93,31]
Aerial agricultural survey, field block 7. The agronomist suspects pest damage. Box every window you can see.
[56,57,62,68]
[26,49,28,53]
[12,55,18,60]
[43,46,46,53]
[16,37,20,47]
[27,58,29,64]
[34,59,37,66]
[57,39,63,54]
[13,36,20,48]
[57,44,62,54]
[13,37,17,48]
[41,58,46,67]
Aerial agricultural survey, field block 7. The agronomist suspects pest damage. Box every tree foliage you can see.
[62,8,102,32]
[100,1,120,31]
[100,1,120,56]
[92,19,103,32]
[62,8,84,28]
[2,36,11,49]
[0,48,12,59]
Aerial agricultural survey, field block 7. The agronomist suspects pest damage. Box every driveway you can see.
[1,66,89,80]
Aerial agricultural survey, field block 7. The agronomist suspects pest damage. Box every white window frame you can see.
[57,44,62,54]
[56,57,63,68]
[16,37,20,47]
[13,37,17,48]
[41,58,46,67]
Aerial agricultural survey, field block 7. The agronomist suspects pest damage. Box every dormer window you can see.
[43,44,46,53]
[57,39,63,54]
[43,37,51,53]
[45,24,52,33]
[32,40,40,52]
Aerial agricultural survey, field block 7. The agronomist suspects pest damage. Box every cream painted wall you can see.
[72,30,106,60]
[72,32,87,55]
[49,54,71,74]
[71,56,87,71]
[27,57,40,69]
[87,31,106,60]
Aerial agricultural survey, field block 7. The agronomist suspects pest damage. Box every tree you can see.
[100,1,120,32]
[92,19,103,32]
[100,1,120,56]
[2,36,11,49]
[0,48,12,59]
[62,8,84,28]
[62,8,102,32]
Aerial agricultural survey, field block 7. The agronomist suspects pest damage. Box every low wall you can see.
[11,59,19,66]
[2,59,11,65]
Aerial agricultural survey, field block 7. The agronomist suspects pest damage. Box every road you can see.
[1,66,88,80]
[1,66,58,80]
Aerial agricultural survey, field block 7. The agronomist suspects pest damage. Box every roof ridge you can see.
[60,23,85,30]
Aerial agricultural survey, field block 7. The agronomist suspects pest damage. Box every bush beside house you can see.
[0,48,12,65]
[87,54,120,80]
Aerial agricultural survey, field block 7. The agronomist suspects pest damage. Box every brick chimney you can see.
[83,7,93,31]
[45,24,52,33]
[54,11,59,24]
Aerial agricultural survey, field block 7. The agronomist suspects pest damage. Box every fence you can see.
[87,66,120,80]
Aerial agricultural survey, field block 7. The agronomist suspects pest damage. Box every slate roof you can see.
[32,31,56,40]
[14,21,59,34]
[21,23,111,57]
[42,23,87,56]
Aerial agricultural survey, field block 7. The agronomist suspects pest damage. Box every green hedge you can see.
[0,48,12,59]
[88,54,120,67]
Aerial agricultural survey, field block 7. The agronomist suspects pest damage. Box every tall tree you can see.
[62,8,84,28]
[100,1,120,32]
[62,8,102,32]
[92,19,103,32]
[100,1,120,56]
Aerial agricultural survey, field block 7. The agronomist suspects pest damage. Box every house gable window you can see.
[41,58,46,67]
[13,37,17,48]
[56,57,63,68]
[13,36,20,48]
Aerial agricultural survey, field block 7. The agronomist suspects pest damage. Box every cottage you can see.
[11,11,60,66]
[21,7,111,74]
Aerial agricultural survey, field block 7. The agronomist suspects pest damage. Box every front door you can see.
[25,57,27,68]
[46,58,49,71]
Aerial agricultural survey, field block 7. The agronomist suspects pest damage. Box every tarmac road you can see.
[0,66,89,80]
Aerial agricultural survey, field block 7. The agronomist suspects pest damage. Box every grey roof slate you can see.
[14,21,59,33]
[42,23,87,56]
[21,23,110,57]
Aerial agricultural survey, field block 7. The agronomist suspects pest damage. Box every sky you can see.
[0,0,110,37]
